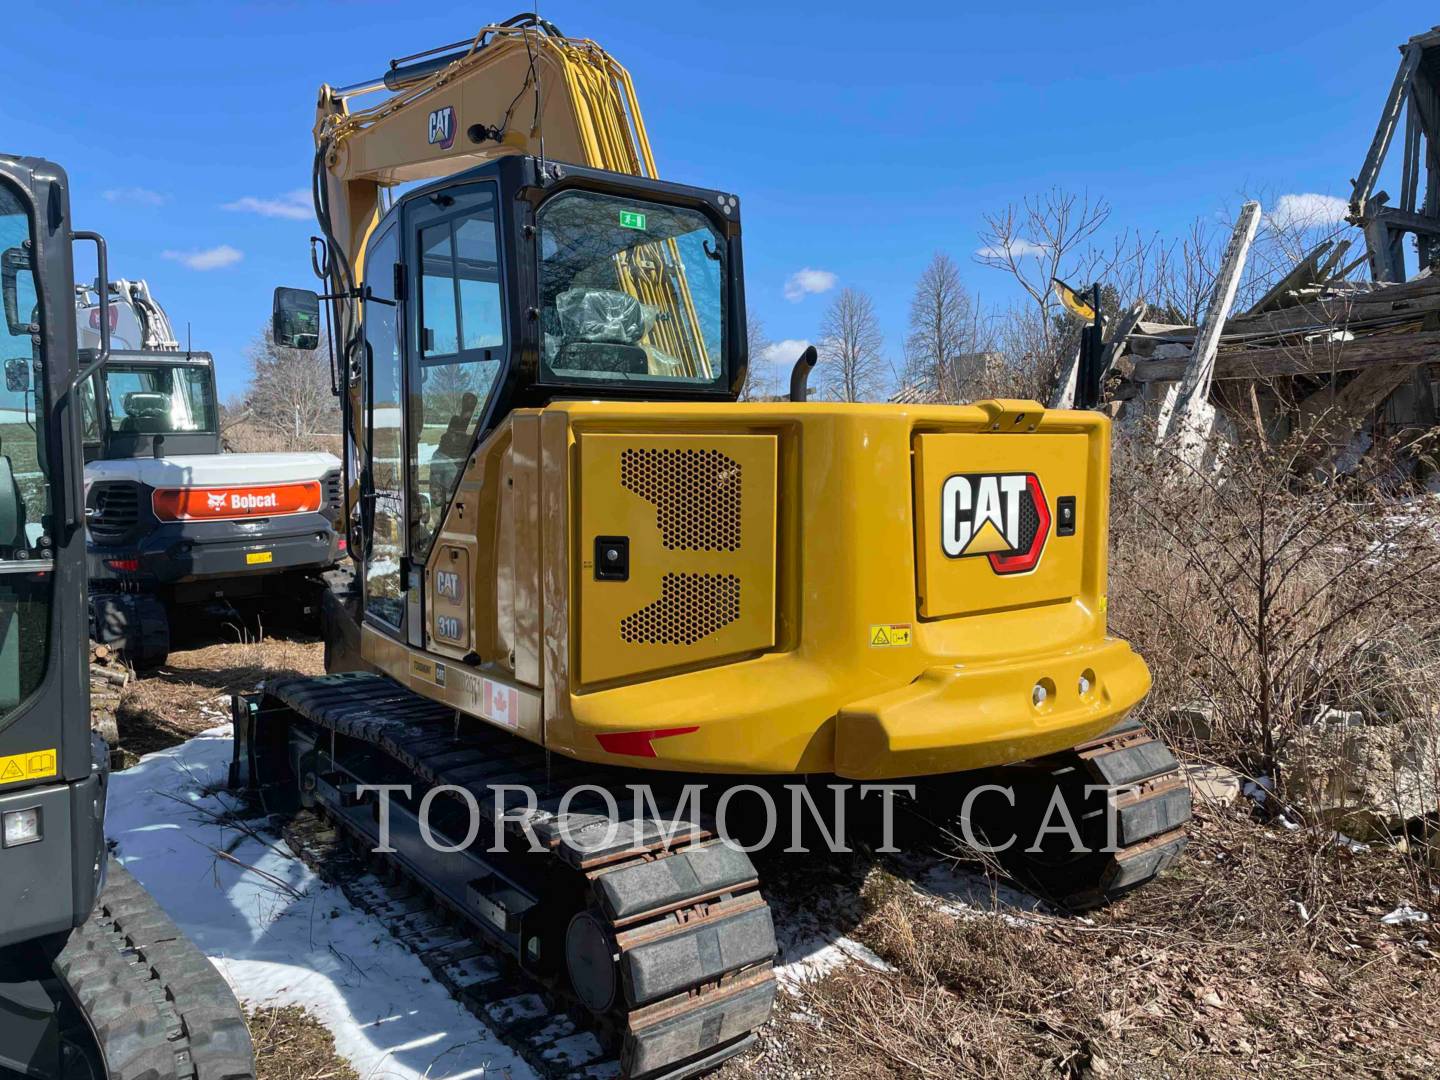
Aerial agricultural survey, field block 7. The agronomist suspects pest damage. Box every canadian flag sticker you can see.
[482,678,519,729]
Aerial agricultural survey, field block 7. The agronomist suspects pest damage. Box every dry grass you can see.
[247,1005,359,1080]
[728,803,1440,1079]
[114,633,323,763]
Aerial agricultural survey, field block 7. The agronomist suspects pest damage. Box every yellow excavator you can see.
[232,14,1190,1078]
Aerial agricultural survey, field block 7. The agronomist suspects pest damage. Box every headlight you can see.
[2,807,41,847]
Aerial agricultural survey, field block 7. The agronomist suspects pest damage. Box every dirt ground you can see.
[723,808,1440,1079]
[112,631,324,766]
[113,634,1439,1079]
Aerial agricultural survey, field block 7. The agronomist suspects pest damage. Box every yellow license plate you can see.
[246,551,273,565]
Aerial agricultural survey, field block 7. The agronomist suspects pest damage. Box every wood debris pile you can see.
[1099,26,1440,468]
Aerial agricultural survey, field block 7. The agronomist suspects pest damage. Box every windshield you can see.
[104,362,215,433]
[536,191,726,388]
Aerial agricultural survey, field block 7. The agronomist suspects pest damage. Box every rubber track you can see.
[258,672,777,1080]
[1059,717,1192,910]
[54,860,255,1080]
[284,810,635,1079]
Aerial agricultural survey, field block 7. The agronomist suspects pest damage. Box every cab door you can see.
[360,222,408,635]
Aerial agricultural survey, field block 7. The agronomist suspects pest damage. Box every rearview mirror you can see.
[2,247,32,336]
[4,357,29,394]
[273,286,320,350]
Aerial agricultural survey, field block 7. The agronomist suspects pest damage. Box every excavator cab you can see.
[0,154,252,1079]
[277,155,746,640]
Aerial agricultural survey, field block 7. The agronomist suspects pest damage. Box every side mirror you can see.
[2,247,32,335]
[273,287,321,350]
[4,357,29,393]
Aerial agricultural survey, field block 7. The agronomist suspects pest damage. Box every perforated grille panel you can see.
[620,448,742,551]
[620,572,741,645]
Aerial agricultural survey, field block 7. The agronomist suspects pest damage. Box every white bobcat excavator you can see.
[70,276,343,668]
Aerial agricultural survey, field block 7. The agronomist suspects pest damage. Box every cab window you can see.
[0,178,54,721]
[103,363,215,434]
[410,184,505,563]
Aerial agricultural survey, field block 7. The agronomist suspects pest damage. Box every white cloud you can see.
[162,245,243,271]
[1268,193,1349,230]
[103,187,167,207]
[222,190,312,221]
[783,267,838,302]
[975,238,1046,260]
[757,338,812,366]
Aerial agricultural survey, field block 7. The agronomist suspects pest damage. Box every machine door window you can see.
[0,179,53,722]
[410,183,505,564]
[362,224,405,629]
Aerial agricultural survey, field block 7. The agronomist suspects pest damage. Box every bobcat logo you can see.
[940,472,1050,575]
[206,492,228,511]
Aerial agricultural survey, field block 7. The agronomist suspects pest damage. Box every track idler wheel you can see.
[566,911,619,1014]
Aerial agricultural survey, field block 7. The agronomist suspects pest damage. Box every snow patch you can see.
[107,727,535,1080]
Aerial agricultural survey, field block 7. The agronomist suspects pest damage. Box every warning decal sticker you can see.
[0,748,58,785]
[869,624,913,647]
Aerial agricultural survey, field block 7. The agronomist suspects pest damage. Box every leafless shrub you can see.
[1109,417,1440,820]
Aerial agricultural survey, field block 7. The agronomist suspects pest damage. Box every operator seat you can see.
[119,391,171,433]
[0,453,28,554]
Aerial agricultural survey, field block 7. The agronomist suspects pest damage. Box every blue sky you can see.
[1,1,1426,398]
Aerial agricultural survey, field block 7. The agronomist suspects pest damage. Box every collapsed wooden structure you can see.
[1100,26,1440,465]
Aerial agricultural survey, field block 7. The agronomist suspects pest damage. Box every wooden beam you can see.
[1294,364,1414,471]
[1097,301,1147,387]
[1407,69,1440,181]
[1244,239,1332,315]
[1224,281,1440,336]
[1144,280,1440,345]
[1315,237,1352,282]
[1163,202,1261,406]
[1049,341,1082,410]
[1297,364,1413,429]
[1368,204,1440,236]
[1402,94,1421,213]
[1132,329,1440,382]
[1352,43,1424,212]
[1363,207,1406,283]
[1155,202,1261,456]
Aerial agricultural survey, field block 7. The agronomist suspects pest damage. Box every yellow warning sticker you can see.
[869,624,913,648]
[246,551,273,565]
[0,748,57,785]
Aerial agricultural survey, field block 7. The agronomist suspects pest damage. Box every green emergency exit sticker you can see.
[619,210,647,230]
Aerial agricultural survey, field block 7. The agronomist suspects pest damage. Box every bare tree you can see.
[975,188,1112,364]
[738,315,782,401]
[817,288,887,402]
[902,253,991,401]
[244,329,338,449]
